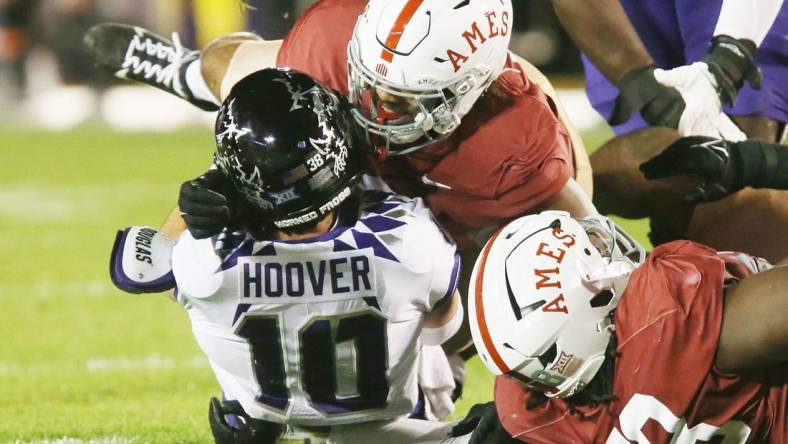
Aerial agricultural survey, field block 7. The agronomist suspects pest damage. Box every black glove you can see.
[702,35,761,106]
[609,64,685,128]
[640,136,788,204]
[449,401,519,444]
[209,397,284,444]
[178,168,245,239]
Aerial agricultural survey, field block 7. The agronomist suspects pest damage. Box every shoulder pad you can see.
[110,226,176,294]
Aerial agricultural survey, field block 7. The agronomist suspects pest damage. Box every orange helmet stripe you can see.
[380,0,425,62]
[474,228,511,373]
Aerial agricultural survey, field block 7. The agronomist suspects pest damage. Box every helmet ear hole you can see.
[537,343,558,368]
[589,290,614,308]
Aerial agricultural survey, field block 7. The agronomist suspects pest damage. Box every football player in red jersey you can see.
[85,0,598,354]
[465,210,787,443]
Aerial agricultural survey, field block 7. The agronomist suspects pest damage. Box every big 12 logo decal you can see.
[606,394,751,444]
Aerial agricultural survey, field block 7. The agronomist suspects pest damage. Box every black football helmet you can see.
[214,68,361,230]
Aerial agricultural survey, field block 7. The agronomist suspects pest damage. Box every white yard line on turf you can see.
[0,356,206,376]
[0,184,163,223]
[85,356,206,372]
[0,280,115,299]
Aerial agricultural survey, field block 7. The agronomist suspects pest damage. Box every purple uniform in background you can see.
[583,0,788,134]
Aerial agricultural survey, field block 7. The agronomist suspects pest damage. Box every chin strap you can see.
[454,65,494,119]
[549,353,607,399]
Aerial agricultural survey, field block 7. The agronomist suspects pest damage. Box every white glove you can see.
[713,112,747,142]
[653,62,746,141]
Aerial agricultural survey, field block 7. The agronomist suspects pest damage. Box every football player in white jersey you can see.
[111,68,479,443]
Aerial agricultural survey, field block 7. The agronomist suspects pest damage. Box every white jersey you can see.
[172,186,459,426]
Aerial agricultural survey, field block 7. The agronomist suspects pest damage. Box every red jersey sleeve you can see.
[495,375,604,443]
[422,91,574,229]
[276,0,365,94]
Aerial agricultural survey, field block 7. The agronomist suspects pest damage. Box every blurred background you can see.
[0,0,604,131]
[0,1,620,442]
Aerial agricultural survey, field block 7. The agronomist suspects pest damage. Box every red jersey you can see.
[495,241,786,444]
[277,0,575,249]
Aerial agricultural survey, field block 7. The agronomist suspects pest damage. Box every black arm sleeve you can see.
[736,140,788,190]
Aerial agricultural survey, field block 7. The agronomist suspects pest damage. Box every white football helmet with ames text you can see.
[348,0,513,155]
[468,211,645,398]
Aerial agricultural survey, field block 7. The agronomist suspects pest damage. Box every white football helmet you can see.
[347,0,513,156]
[469,211,645,398]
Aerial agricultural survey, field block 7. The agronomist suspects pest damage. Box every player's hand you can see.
[178,168,240,239]
[209,397,243,444]
[640,136,742,204]
[652,63,746,141]
[209,397,283,444]
[449,401,518,444]
[702,35,761,106]
[642,137,788,203]
[608,65,685,128]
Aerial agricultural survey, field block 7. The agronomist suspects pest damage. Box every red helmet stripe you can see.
[380,0,425,62]
[474,228,511,373]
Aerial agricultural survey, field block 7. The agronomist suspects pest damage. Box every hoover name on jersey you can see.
[238,249,378,303]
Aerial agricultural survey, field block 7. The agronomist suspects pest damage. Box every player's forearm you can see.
[551,0,652,82]
[203,38,282,100]
[424,291,460,328]
[422,292,463,346]
[160,206,188,241]
[735,140,788,191]
[539,179,597,218]
[196,33,279,101]
[715,0,783,46]
[717,265,788,373]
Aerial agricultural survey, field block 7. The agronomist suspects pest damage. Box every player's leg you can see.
[686,188,788,263]
[199,32,264,100]
[83,23,220,110]
[590,127,694,231]
[732,115,786,143]
[83,24,277,110]
[592,127,788,262]
[209,37,281,101]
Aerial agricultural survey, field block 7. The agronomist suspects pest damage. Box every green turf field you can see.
[0,127,649,442]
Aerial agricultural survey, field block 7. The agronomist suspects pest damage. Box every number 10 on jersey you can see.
[236,310,390,415]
